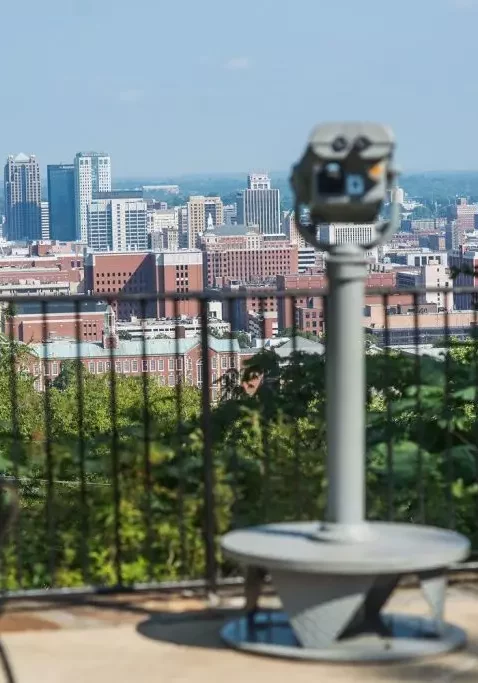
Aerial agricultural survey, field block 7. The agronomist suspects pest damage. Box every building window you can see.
[142,359,148,372]
[34,379,41,391]
[98,361,104,373]
[115,361,122,373]
[211,356,217,369]
[168,357,174,370]
[88,362,95,374]
[132,360,138,372]
[197,360,202,384]
[33,364,40,375]
[123,361,130,373]
[176,357,182,370]
[168,373,175,386]
[158,359,164,371]
[106,361,111,371]
[150,359,156,372]
[221,356,228,369]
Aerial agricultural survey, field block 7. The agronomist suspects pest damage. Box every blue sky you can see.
[2,0,478,176]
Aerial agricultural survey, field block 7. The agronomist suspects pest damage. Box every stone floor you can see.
[0,582,478,682]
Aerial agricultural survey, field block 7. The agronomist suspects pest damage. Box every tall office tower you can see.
[223,203,237,225]
[4,153,42,241]
[177,205,189,248]
[87,192,148,252]
[40,202,50,239]
[283,210,306,248]
[187,196,223,248]
[147,206,178,233]
[389,187,405,205]
[236,172,281,236]
[74,152,111,242]
[47,164,76,241]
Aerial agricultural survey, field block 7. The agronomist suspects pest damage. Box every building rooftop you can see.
[29,336,241,359]
[16,300,107,316]
[205,224,258,237]
[275,337,325,358]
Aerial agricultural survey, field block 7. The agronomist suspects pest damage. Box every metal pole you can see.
[325,243,367,528]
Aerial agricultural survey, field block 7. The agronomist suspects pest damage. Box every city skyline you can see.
[2,0,478,175]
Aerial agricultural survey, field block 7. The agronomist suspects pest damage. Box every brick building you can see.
[248,311,278,339]
[220,282,277,332]
[277,273,327,330]
[0,249,84,295]
[201,225,298,287]
[4,300,107,343]
[84,250,204,320]
[365,305,476,346]
[156,250,203,318]
[28,333,244,402]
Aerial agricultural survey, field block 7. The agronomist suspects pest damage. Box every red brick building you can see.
[156,251,203,318]
[4,300,106,343]
[85,250,204,320]
[295,304,325,337]
[201,227,298,287]
[220,282,277,331]
[277,273,327,330]
[277,270,401,334]
[28,333,244,402]
[0,250,83,295]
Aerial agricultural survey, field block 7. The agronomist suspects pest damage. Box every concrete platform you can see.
[0,584,478,682]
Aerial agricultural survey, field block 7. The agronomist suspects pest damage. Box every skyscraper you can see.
[236,173,281,236]
[87,192,148,252]
[186,196,223,248]
[4,154,42,241]
[74,152,111,242]
[40,202,50,239]
[177,206,189,248]
[47,164,76,241]
[283,210,306,248]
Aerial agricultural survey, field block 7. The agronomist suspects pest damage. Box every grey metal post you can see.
[325,243,367,528]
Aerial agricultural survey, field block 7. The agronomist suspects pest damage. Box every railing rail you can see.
[0,286,476,596]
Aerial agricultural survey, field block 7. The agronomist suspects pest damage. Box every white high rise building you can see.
[177,205,189,248]
[74,152,111,242]
[237,172,281,236]
[40,201,50,239]
[87,194,148,252]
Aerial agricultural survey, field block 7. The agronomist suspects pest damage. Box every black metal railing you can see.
[0,286,476,598]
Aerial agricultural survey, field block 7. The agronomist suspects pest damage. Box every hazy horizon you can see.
[3,0,478,175]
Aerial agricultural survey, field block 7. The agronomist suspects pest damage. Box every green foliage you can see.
[208,327,250,349]
[1,336,478,590]
[281,327,320,341]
